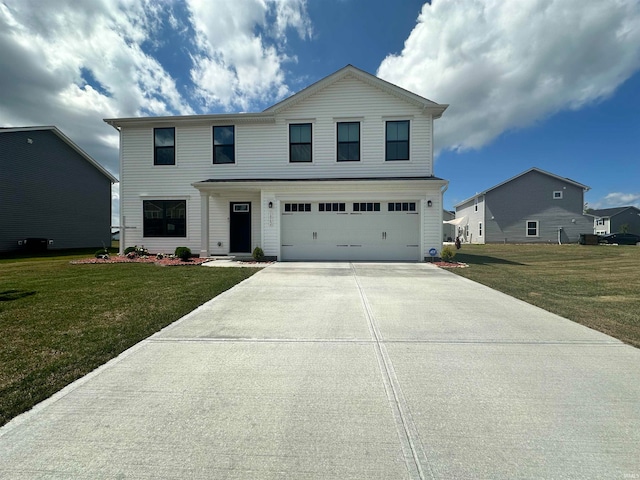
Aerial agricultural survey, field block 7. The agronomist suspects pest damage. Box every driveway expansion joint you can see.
[350,263,435,480]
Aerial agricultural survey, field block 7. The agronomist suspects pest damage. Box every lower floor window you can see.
[143,200,186,237]
[526,220,539,237]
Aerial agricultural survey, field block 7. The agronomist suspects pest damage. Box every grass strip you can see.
[447,244,640,348]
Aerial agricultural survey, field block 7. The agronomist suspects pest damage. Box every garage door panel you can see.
[281,201,420,261]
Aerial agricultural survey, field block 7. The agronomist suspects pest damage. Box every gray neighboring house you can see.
[0,126,118,252]
[591,206,640,235]
[454,167,592,244]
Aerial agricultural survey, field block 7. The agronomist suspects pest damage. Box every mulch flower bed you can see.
[433,261,469,268]
[71,256,211,266]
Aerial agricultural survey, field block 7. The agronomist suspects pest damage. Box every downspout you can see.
[557,227,563,245]
[440,182,449,251]
[117,126,124,256]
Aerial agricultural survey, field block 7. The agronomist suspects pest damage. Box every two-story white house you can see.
[105,65,449,261]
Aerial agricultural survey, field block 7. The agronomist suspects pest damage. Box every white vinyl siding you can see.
[454,195,485,244]
[117,72,443,258]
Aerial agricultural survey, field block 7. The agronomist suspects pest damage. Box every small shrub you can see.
[94,249,109,259]
[156,253,164,260]
[252,246,265,261]
[124,245,149,257]
[441,245,456,262]
[174,246,192,261]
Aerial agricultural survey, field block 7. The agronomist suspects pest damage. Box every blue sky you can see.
[1,0,639,222]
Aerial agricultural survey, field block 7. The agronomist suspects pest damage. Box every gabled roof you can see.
[0,126,118,183]
[590,206,640,218]
[454,167,590,208]
[264,64,448,118]
[105,64,448,128]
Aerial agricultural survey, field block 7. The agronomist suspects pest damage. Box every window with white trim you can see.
[478,222,483,237]
[154,128,175,165]
[526,220,539,237]
[553,191,563,199]
[213,126,235,164]
[385,120,409,161]
[337,122,360,161]
[289,123,312,163]
[143,200,186,237]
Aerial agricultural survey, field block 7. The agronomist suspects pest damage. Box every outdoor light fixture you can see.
[427,200,433,207]
[268,201,273,209]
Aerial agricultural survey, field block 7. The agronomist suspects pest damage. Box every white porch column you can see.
[200,192,210,257]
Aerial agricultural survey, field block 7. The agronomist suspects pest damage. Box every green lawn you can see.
[448,244,640,348]
[0,250,260,426]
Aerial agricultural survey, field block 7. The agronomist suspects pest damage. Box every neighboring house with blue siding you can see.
[0,126,118,252]
[454,168,592,244]
[591,206,640,235]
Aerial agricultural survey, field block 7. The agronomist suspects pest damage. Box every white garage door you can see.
[281,201,420,261]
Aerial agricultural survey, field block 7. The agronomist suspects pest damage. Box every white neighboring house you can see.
[104,65,449,261]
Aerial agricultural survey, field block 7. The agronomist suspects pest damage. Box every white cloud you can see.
[377,0,640,152]
[0,0,311,227]
[0,0,194,176]
[592,192,640,209]
[0,0,311,177]
[186,0,311,111]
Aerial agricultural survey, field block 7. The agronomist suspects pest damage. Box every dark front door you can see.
[230,202,251,253]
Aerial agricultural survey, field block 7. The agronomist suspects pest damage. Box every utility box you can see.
[579,234,600,245]
[24,238,49,252]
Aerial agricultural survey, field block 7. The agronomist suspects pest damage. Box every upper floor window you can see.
[474,198,479,212]
[213,126,235,164]
[154,128,175,165]
[289,123,312,163]
[143,200,186,237]
[385,120,409,161]
[337,122,360,161]
[553,191,563,199]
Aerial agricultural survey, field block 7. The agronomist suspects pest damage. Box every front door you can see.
[230,202,251,253]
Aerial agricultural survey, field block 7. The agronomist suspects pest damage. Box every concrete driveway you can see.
[1,263,639,479]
